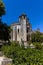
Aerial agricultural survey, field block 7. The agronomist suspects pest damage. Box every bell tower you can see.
[19,14,28,47]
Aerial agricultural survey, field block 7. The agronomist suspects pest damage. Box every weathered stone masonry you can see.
[11,14,32,46]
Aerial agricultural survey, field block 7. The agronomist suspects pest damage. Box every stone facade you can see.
[11,14,32,46]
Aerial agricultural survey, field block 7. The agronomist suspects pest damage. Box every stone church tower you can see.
[11,14,32,46]
[19,14,27,46]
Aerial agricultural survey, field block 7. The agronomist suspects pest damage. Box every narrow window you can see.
[27,27,29,33]
[18,29,19,33]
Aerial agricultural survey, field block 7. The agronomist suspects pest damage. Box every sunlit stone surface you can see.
[0,55,12,65]
[11,14,32,46]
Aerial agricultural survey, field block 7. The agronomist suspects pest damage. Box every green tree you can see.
[0,21,3,40]
[3,23,11,43]
[40,35,43,43]
[0,0,5,18]
[0,0,5,41]
[31,31,41,43]
[0,0,11,44]
[0,21,11,43]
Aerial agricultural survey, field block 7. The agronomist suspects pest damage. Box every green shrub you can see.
[1,42,43,65]
[27,40,31,45]
[33,42,42,50]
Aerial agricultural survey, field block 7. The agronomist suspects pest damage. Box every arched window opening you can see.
[18,29,19,33]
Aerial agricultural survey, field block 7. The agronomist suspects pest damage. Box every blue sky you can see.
[2,0,43,32]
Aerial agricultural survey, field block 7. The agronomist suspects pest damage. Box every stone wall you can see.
[0,55,12,65]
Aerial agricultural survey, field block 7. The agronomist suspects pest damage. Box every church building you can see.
[11,14,32,46]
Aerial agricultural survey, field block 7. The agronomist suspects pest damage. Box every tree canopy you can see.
[0,21,11,43]
[0,1,11,44]
[31,31,43,43]
[0,0,5,17]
